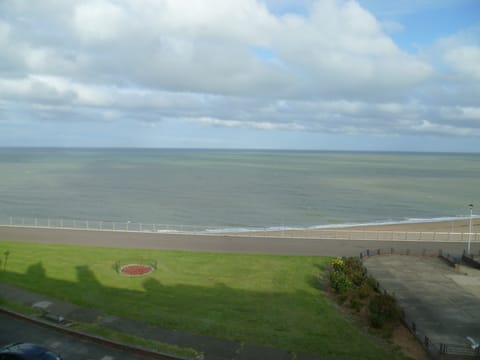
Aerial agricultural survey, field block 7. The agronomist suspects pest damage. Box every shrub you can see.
[357,281,374,299]
[329,270,352,294]
[368,292,402,329]
[329,257,370,295]
[332,258,345,272]
[349,298,364,312]
[343,257,364,276]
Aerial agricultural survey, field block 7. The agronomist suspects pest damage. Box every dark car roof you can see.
[0,343,61,359]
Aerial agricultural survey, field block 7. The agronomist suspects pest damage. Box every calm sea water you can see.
[0,148,478,231]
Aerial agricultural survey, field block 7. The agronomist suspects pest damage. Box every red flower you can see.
[119,264,153,276]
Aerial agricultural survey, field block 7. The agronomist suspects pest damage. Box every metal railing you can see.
[303,229,480,242]
[0,217,214,233]
[0,216,479,242]
[439,343,480,358]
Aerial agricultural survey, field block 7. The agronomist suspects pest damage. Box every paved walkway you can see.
[0,226,474,257]
[0,283,323,360]
[364,256,480,346]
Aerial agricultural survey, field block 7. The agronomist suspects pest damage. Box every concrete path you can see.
[363,256,480,347]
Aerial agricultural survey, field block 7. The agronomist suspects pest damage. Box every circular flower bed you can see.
[119,263,154,276]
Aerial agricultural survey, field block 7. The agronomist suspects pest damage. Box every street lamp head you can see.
[468,204,474,209]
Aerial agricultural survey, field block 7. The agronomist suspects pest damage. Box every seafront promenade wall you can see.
[1,216,479,242]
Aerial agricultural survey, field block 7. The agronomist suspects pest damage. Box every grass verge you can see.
[0,296,203,359]
[71,322,204,359]
[0,296,43,316]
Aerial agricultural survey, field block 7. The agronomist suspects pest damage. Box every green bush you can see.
[331,258,345,272]
[327,257,403,337]
[329,270,352,294]
[349,298,364,312]
[368,292,402,329]
[357,281,374,299]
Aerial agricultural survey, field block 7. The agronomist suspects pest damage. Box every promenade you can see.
[0,226,476,257]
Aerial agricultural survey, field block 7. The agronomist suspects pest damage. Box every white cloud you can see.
[73,0,129,42]
[193,116,305,130]
[412,120,480,137]
[444,45,480,79]
[65,0,433,96]
[0,75,113,106]
[0,0,478,146]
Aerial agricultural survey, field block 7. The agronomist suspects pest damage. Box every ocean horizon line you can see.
[1,146,480,155]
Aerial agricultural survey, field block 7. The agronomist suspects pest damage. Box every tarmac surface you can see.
[0,226,475,257]
[364,255,480,347]
[0,311,157,360]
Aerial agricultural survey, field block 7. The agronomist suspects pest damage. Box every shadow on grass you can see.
[0,260,391,360]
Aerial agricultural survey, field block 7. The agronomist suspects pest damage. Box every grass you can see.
[0,296,202,360]
[0,296,43,316]
[71,322,203,359]
[0,241,407,359]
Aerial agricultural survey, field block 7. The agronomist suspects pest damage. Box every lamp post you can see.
[467,204,474,256]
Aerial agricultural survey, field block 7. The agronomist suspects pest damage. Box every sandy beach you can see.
[239,218,480,238]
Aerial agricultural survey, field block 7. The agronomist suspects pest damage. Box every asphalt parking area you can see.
[363,255,480,346]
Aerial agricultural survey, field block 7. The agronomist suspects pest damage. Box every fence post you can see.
[424,336,429,348]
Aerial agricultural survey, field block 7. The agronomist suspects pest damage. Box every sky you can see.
[0,0,479,151]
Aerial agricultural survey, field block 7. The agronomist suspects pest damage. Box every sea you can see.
[0,148,478,232]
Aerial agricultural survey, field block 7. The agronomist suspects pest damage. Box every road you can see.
[0,312,168,360]
[0,226,475,256]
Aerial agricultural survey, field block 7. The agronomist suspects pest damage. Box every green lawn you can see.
[0,241,403,359]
